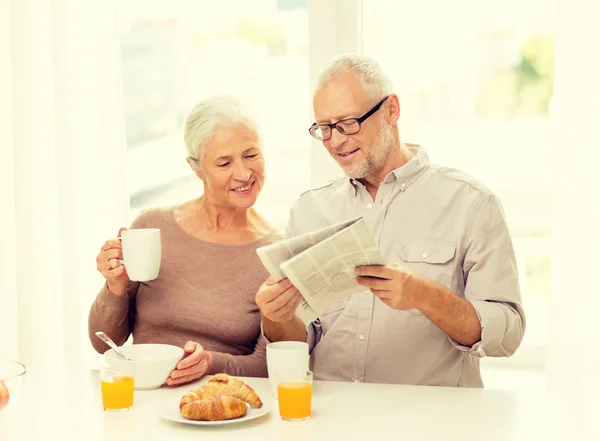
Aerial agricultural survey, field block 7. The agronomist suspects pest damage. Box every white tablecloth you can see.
[0,367,598,440]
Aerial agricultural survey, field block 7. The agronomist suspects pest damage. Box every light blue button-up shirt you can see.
[286,146,525,387]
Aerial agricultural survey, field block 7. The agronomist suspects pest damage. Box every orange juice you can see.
[101,376,134,410]
[277,381,312,420]
[0,380,9,411]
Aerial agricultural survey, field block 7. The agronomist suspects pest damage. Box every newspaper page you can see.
[256,217,357,279]
[280,218,385,322]
[256,217,359,324]
[256,217,385,325]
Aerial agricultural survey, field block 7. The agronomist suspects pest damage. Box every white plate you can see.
[158,398,272,426]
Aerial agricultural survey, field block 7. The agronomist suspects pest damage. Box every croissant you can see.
[179,374,263,421]
[205,373,263,408]
[180,388,247,421]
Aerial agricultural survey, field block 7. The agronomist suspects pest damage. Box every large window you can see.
[364,0,555,372]
[118,0,309,229]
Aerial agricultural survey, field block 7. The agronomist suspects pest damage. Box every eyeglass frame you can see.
[308,95,390,141]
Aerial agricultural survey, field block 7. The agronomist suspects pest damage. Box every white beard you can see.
[342,122,394,179]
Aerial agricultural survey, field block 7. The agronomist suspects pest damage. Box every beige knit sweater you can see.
[88,205,279,377]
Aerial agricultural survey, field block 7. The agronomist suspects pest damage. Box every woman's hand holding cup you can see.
[96,227,129,296]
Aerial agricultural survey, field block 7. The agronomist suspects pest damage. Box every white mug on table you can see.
[119,228,161,282]
[266,341,309,398]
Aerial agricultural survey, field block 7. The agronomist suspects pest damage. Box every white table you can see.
[0,367,598,440]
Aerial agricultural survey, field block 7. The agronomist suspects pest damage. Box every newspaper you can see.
[256,217,386,325]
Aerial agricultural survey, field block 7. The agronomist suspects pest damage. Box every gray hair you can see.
[315,54,395,102]
[183,95,260,166]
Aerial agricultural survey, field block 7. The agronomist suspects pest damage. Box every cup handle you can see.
[116,237,124,266]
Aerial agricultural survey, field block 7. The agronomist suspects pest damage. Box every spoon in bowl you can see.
[95,332,133,361]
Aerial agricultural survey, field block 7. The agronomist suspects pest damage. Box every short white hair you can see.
[315,54,395,102]
[183,95,259,164]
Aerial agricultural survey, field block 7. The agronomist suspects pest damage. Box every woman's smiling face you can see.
[198,123,265,210]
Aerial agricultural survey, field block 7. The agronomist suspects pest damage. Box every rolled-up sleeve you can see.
[452,194,526,357]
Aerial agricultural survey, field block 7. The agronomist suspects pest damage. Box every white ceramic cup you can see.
[119,228,161,282]
[266,341,309,398]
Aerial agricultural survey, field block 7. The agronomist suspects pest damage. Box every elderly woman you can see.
[88,95,278,386]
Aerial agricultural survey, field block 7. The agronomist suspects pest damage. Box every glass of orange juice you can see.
[99,363,135,411]
[277,370,313,421]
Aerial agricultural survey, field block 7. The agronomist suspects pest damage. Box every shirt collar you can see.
[349,144,430,195]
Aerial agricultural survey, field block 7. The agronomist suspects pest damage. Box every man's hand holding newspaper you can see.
[256,217,386,325]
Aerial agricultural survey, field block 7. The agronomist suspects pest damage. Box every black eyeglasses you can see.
[309,96,389,141]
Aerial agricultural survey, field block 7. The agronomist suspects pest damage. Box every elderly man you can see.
[256,54,525,387]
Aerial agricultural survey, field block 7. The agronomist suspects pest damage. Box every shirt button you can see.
[358,334,365,341]
[363,290,370,295]
[366,203,373,209]
[422,252,428,259]
[400,182,406,189]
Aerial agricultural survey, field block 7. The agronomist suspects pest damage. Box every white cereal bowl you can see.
[104,344,184,390]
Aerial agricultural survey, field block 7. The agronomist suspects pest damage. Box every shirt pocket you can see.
[398,238,456,291]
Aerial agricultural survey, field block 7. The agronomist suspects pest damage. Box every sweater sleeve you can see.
[207,331,268,378]
[88,281,140,353]
[87,211,151,353]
